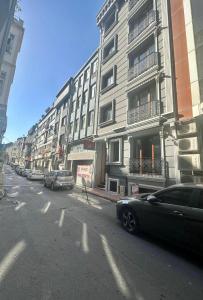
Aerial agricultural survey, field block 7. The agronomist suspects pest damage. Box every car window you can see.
[157,188,193,207]
[57,171,72,176]
[198,190,203,209]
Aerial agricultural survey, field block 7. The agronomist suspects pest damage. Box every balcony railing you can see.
[128,52,158,81]
[129,10,156,44]
[129,158,163,175]
[129,0,139,11]
[127,100,160,124]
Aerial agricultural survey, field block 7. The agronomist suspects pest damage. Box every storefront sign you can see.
[76,165,93,187]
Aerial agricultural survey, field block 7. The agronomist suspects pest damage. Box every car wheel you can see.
[121,208,139,234]
[51,182,55,191]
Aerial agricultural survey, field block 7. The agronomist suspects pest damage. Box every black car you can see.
[116,184,203,254]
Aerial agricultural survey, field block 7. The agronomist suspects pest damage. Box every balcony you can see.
[129,10,156,44]
[129,158,163,176]
[129,0,139,11]
[128,52,158,81]
[128,100,160,124]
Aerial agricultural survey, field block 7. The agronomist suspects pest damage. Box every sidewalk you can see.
[81,187,121,202]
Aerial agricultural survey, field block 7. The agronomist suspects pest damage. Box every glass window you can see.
[88,111,94,127]
[104,11,116,33]
[103,38,116,61]
[110,140,120,162]
[75,119,78,132]
[84,68,90,81]
[81,116,86,129]
[6,33,15,54]
[157,189,193,207]
[100,103,112,123]
[90,84,96,99]
[83,91,88,104]
[102,68,115,90]
[0,72,6,96]
[92,60,98,74]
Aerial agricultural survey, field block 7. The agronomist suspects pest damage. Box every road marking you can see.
[41,202,51,214]
[58,209,65,228]
[0,240,26,284]
[100,234,131,299]
[15,202,26,211]
[70,193,102,210]
[82,223,89,254]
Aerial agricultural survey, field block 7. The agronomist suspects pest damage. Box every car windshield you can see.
[56,171,72,177]
[33,170,43,174]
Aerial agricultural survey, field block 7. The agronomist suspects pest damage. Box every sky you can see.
[4,0,104,143]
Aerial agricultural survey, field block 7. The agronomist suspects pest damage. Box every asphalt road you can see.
[0,166,203,300]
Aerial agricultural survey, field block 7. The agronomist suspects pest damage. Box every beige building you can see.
[67,49,99,187]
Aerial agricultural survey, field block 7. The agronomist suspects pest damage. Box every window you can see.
[90,84,96,99]
[54,123,59,134]
[79,75,83,87]
[6,33,15,54]
[101,67,116,92]
[61,117,66,127]
[88,111,94,127]
[104,10,117,34]
[100,101,114,125]
[84,68,90,82]
[109,138,122,164]
[109,179,119,193]
[83,91,88,104]
[76,96,81,109]
[69,102,74,113]
[74,119,79,132]
[103,35,117,62]
[69,122,73,134]
[92,60,98,74]
[59,134,65,145]
[157,189,193,207]
[0,72,6,96]
[81,115,86,129]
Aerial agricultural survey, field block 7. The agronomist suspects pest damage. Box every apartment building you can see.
[94,0,177,194]
[67,50,99,187]
[33,107,56,171]
[52,78,73,170]
[169,0,203,183]
[0,17,24,141]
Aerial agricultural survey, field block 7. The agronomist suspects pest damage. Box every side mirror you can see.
[147,195,159,204]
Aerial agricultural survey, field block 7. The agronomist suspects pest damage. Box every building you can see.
[22,125,37,169]
[52,78,73,170]
[33,107,56,172]
[94,0,180,195]
[66,49,99,187]
[0,16,24,141]
[168,0,203,184]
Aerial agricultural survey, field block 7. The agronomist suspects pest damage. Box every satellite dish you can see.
[0,0,10,31]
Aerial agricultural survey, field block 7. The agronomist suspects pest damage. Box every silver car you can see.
[27,170,44,181]
[44,170,74,190]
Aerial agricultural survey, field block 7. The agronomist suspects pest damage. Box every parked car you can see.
[16,166,24,175]
[27,170,44,181]
[44,170,74,190]
[116,184,203,255]
[22,169,32,177]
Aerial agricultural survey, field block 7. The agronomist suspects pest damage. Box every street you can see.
[0,166,202,300]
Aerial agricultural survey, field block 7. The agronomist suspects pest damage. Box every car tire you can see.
[121,208,139,234]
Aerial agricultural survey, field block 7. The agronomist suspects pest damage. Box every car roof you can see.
[168,183,203,189]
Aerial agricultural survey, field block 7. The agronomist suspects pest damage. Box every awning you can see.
[68,151,95,161]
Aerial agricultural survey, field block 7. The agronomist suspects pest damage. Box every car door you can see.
[140,188,194,243]
[183,189,203,253]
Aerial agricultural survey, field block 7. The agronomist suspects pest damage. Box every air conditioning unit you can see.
[177,122,196,136]
[178,137,198,152]
[178,154,201,171]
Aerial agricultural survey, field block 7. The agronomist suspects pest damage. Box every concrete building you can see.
[94,0,180,194]
[169,0,203,184]
[0,16,24,141]
[52,78,73,170]
[67,49,99,187]
[33,107,56,172]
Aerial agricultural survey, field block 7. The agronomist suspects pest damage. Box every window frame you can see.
[108,138,123,165]
[103,9,118,37]
[101,66,117,94]
[99,100,115,127]
[102,35,118,64]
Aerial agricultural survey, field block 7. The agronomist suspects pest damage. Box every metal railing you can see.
[127,100,160,124]
[128,52,158,81]
[129,158,163,175]
[129,10,156,43]
[129,0,139,11]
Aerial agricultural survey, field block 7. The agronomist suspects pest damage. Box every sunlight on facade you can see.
[0,240,26,284]
[100,234,131,299]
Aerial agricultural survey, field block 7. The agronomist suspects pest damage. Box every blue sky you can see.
[5,0,104,143]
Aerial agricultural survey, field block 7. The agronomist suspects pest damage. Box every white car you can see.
[44,170,74,190]
[27,170,44,181]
